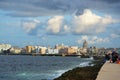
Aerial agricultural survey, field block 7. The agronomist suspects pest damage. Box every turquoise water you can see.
[0,55,93,80]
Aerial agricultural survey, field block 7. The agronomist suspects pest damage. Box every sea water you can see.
[0,55,93,80]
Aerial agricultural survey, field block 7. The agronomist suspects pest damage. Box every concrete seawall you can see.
[96,61,120,80]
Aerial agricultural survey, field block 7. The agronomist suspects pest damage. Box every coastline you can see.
[54,57,104,80]
[0,53,91,58]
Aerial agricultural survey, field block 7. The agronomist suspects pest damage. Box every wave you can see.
[79,61,91,67]
[79,57,94,67]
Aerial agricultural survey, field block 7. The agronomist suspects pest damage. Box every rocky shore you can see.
[54,57,104,80]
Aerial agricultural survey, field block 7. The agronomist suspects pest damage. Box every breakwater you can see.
[54,57,104,80]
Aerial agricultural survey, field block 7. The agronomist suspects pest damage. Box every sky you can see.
[0,0,120,48]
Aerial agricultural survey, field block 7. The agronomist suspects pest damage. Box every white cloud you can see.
[77,35,88,44]
[81,35,89,41]
[33,19,40,23]
[111,33,120,38]
[72,9,115,34]
[21,9,118,36]
[46,16,64,34]
[77,35,110,44]
[22,19,40,33]
[46,16,70,34]
[94,37,109,43]
[63,25,70,32]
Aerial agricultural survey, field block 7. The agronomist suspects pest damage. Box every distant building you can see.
[59,46,78,55]
[59,48,67,54]
[39,47,47,54]
[83,40,88,49]
[89,46,99,56]
[67,46,78,55]
[70,46,78,50]
[55,43,68,50]
[66,47,78,55]
[55,44,68,54]
[21,48,26,54]
[77,47,88,55]
[10,47,22,54]
[46,48,59,54]
[97,48,115,56]
[0,44,12,53]
[26,46,34,53]
[34,46,47,54]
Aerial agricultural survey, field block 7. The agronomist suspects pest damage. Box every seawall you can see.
[96,61,120,80]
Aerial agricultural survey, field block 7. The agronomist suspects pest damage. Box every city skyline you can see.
[0,0,120,48]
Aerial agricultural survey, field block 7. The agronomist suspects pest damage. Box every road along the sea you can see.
[96,61,120,80]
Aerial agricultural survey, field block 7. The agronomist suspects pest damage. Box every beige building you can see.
[67,47,77,55]
[59,47,78,55]
[10,47,22,54]
[26,46,34,53]
[34,46,47,54]
[77,47,88,55]
[39,47,47,54]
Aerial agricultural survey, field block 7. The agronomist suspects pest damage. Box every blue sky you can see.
[0,0,120,48]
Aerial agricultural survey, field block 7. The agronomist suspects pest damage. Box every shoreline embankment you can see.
[54,57,104,80]
[0,53,92,57]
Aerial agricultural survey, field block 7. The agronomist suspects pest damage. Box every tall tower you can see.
[83,40,88,49]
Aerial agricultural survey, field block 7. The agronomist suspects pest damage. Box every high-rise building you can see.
[83,40,88,49]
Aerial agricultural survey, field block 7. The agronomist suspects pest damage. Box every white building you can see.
[0,44,12,53]
[34,46,47,54]
[46,48,59,54]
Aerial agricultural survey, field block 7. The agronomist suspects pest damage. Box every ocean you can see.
[0,55,93,80]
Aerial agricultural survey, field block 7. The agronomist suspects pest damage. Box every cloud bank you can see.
[21,9,117,36]
[111,33,120,38]
[0,0,120,17]
[72,9,114,34]
[46,16,69,35]
[22,19,40,33]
